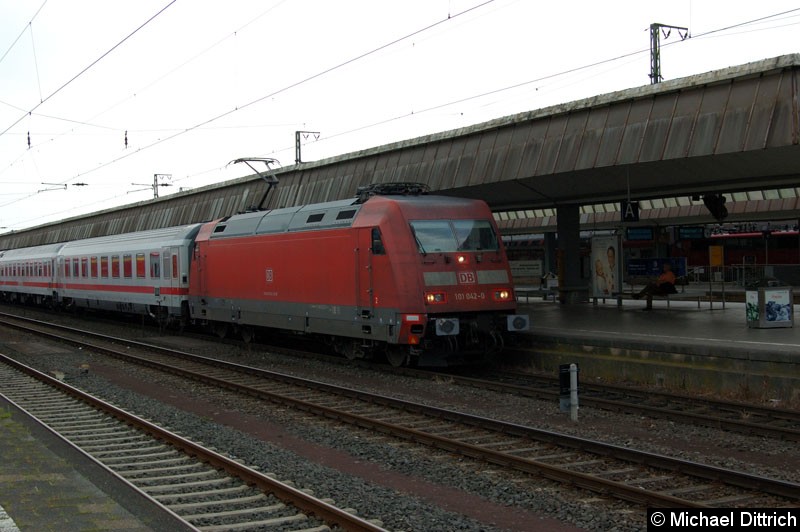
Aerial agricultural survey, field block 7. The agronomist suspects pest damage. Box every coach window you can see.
[371,228,386,255]
[136,253,146,278]
[73,258,80,278]
[90,257,98,278]
[150,252,160,278]
[111,256,120,278]
[81,257,89,278]
[123,254,133,278]
[63,261,69,278]
[101,256,109,277]
[162,254,171,279]
[172,254,178,279]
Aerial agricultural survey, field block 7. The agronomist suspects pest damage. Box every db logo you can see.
[458,272,476,285]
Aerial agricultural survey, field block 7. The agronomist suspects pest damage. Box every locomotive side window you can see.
[123,255,133,278]
[371,228,386,255]
[111,256,120,278]
[150,252,161,278]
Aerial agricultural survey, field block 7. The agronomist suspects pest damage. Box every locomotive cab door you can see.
[355,228,374,320]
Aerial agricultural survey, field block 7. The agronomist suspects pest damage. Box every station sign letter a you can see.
[621,201,639,223]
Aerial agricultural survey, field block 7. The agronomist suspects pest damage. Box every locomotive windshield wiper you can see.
[411,228,427,255]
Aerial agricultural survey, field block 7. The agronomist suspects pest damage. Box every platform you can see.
[513,297,800,404]
[0,395,181,532]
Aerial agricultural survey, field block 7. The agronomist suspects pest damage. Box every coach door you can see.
[355,228,374,320]
[162,248,180,300]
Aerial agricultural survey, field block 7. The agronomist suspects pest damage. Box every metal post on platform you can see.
[570,363,579,422]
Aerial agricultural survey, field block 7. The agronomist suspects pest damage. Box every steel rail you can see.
[422,368,800,441]
[0,353,387,532]
[2,314,798,507]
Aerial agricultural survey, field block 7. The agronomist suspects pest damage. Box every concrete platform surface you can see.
[0,397,176,532]
[514,298,799,403]
[523,299,800,359]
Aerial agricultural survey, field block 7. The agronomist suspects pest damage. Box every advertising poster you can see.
[765,289,792,322]
[745,291,759,322]
[591,235,620,297]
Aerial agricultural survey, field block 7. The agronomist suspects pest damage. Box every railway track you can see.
[426,367,800,442]
[2,313,799,510]
[6,305,797,444]
[0,353,386,532]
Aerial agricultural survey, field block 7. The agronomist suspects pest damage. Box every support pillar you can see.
[556,204,587,304]
[544,232,557,277]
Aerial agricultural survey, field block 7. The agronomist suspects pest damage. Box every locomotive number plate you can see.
[454,291,486,301]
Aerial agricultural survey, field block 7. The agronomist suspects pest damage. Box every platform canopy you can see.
[2,54,799,249]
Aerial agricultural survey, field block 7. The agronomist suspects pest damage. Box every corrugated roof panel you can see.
[716,78,758,154]
[574,107,608,171]
[744,74,782,151]
[617,98,652,164]
[640,93,677,162]
[663,90,703,159]
[467,129,498,186]
[688,82,730,157]
[595,104,629,167]
[516,119,548,178]
[437,137,467,189]
[483,127,512,183]
[502,123,533,180]
[536,114,567,175]
[451,135,480,187]
[766,71,796,148]
[554,110,589,173]
[426,139,454,191]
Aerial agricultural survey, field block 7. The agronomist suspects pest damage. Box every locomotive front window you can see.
[410,220,499,253]
[453,220,499,251]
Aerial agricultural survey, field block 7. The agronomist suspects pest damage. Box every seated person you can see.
[634,263,677,307]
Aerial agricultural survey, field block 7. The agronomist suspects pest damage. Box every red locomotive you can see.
[1,184,528,366]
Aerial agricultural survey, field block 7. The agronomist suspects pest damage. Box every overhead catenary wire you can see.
[4,0,500,192]
[1,4,798,230]
[0,0,178,139]
[0,0,49,66]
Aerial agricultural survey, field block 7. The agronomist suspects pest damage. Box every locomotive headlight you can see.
[424,291,447,304]
[456,254,468,264]
[493,289,511,301]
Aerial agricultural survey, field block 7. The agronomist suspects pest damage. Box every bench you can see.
[627,276,708,308]
[516,287,557,303]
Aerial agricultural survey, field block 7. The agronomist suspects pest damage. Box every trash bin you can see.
[746,286,793,328]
